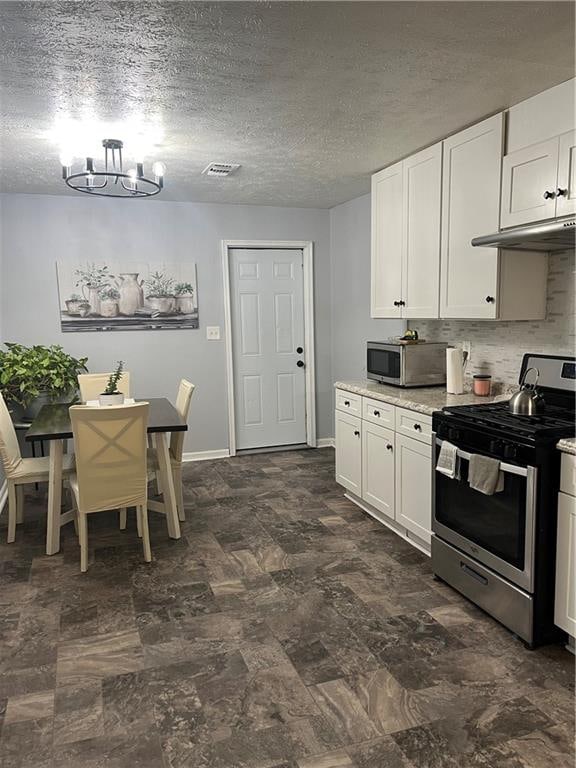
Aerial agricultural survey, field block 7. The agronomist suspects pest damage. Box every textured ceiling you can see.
[0,1,574,208]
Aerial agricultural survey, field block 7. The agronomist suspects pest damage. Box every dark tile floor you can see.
[0,448,574,768]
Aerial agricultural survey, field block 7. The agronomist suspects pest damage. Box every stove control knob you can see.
[503,443,517,459]
[490,440,503,453]
[448,428,460,441]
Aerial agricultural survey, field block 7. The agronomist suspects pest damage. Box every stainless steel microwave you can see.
[367,341,448,388]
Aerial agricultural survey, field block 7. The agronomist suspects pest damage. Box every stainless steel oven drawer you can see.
[432,536,533,643]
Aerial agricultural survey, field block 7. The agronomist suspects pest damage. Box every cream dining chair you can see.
[146,379,195,523]
[78,372,131,403]
[0,392,75,543]
[69,402,151,572]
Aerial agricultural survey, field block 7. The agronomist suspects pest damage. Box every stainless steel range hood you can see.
[472,216,576,252]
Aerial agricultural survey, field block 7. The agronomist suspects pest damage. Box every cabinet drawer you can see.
[362,397,395,428]
[560,453,576,497]
[395,407,433,444]
[335,389,362,416]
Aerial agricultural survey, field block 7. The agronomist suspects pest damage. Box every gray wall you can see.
[0,193,332,451]
[329,193,405,382]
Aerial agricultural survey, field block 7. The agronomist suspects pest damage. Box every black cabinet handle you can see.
[414,423,422,431]
[386,444,393,451]
[557,188,568,198]
[393,301,399,307]
[297,360,305,368]
[373,410,380,417]
[354,430,360,437]
[543,190,556,200]
[485,296,495,303]
[296,346,303,354]
[399,300,405,307]
[344,400,350,407]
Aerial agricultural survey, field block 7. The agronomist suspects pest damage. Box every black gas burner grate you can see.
[442,401,575,438]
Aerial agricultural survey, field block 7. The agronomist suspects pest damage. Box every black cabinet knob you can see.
[485,296,495,303]
[297,360,305,368]
[296,346,303,354]
[373,410,380,417]
[543,190,556,200]
[354,430,360,437]
[399,300,406,307]
[344,400,350,406]
[386,444,393,451]
[557,188,568,198]
[414,423,422,431]
[393,301,399,307]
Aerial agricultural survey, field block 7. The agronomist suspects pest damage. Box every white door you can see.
[440,113,503,319]
[402,142,442,318]
[230,248,306,450]
[335,411,362,496]
[556,130,576,219]
[371,161,403,318]
[395,434,432,544]
[554,492,576,636]
[500,137,559,228]
[362,421,395,520]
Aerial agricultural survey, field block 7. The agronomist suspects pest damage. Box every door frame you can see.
[221,239,316,456]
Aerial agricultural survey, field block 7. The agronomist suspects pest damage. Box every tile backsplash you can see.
[412,251,575,388]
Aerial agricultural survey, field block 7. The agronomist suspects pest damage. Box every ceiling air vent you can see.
[202,162,240,178]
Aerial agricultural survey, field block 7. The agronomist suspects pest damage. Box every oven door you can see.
[367,344,402,384]
[432,437,537,592]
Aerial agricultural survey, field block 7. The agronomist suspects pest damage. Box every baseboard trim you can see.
[0,480,7,515]
[182,449,230,463]
[317,438,335,448]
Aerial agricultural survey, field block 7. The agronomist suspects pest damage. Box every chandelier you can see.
[61,139,165,198]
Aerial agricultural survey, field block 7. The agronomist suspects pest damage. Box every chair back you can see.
[78,372,131,403]
[0,393,22,476]
[69,402,148,513]
[170,379,195,461]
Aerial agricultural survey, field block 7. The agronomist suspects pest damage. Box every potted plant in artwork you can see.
[174,282,195,314]
[0,343,88,420]
[74,263,114,315]
[145,271,175,313]
[98,287,120,318]
[65,293,90,316]
[99,361,125,406]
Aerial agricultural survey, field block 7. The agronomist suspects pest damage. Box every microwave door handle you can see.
[435,439,529,478]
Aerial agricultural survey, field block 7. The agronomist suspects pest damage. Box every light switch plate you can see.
[206,326,221,340]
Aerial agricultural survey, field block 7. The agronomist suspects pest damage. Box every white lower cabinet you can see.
[362,421,395,521]
[335,389,432,552]
[335,410,362,496]
[395,434,432,545]
[555,455,576,638]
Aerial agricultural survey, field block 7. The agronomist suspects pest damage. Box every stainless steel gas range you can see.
[431,353,576,648]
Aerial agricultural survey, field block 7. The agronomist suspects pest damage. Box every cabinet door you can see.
[500,137,559,228]
[556,130,576,218]
[395,434,432,544]
[335,411,362,496]
[402,143,442,318]
[371,162,403,318]
[440,113,503,319]
[554,491,576,637]
[361,421,395,520]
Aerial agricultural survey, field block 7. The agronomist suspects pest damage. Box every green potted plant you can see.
[98,287,120,318]
[174,282,195,314]
[99,360,125,406]
[74,263,114,315]
[0,343,88,420]
[145,271,175,314]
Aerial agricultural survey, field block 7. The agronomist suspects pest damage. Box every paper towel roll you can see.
[446,347,465,394]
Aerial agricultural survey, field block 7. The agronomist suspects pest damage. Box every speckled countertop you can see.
[557,438,576,455]
[334,380,510,417]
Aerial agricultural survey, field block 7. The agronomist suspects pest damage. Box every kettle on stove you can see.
[508,367,546,415]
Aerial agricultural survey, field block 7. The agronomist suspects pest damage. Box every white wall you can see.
[0,193,333,451]
[329,193,405,382]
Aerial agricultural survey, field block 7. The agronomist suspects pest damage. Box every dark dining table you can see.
[26,398,187,555]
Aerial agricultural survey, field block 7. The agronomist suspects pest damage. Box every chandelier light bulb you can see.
[152,161,166,178]
[59,151,73,168]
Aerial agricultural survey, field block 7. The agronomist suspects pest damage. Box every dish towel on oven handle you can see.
[436,441,459,480]
[468,454,504,495]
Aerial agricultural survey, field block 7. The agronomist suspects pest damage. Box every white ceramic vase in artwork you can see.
[99,299,119,318]
[118,273,144,315]
[176,295,195,314]
[85,286,101,315]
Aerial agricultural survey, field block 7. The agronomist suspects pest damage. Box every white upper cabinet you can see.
[371,144,441,319]
[402,143,442,318]
[557,130,576,218]
[501,130,576,227]
[440,113,503,319]
[371,161,403,318]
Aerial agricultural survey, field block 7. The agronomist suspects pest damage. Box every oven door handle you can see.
[435,439,528,478]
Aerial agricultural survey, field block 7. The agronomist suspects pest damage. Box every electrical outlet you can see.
[206,326,221,340]
[462,341,471,361]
